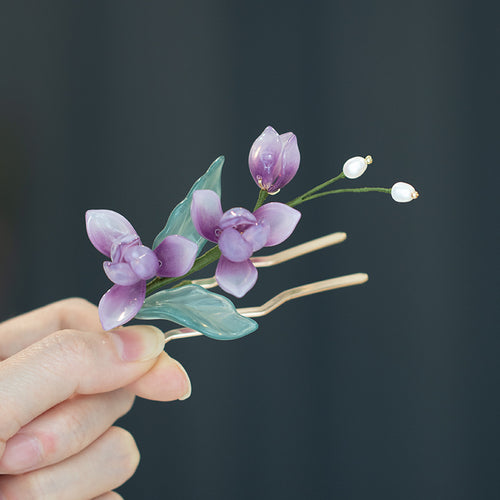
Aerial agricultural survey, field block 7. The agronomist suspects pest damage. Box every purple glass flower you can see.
[191,190,301,297]
[86,209,198,330]
[248,125,300,194]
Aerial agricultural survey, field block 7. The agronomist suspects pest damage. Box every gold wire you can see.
[163,272,368,343]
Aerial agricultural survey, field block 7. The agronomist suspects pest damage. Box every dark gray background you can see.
[1,1,499,499]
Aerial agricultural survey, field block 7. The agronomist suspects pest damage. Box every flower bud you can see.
[248,126,300,194]
[342,155,372,179]
[391,182,419,202]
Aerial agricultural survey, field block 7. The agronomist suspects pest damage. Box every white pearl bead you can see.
[343,156,368,179]
[391,182,419,202]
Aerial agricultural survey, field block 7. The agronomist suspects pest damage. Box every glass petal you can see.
[218,227,254,262]
[110,234,141,262]
[215,256,258,297]
[86,210,138,258]
[242,221,270,252]
[153,156,224,254]
[219,207,256,231]
[123,245,160,280]
[248,126,282,190]
[136,284,258,340]
[253,202,301,246]
[190,190,223,242]
[279,132,294,142]
[274,133,300,189]
[103,261,141,286]
[98,281,146,331]
[154,235,198,277]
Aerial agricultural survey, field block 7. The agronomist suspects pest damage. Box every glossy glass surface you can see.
[153,156,225,253]
[136,284,258,340]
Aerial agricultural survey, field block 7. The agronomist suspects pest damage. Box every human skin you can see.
[0,298,191,499]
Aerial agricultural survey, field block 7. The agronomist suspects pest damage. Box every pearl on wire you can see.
[391,182,419,202]
[343,155,373,179]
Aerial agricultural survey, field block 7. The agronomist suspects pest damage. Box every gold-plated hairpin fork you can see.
[162,232,368,343]
[163,272,368,343]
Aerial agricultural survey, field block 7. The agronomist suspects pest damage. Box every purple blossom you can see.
[86,209,197,330]
[191,190,301,297]
[248,126,300,194]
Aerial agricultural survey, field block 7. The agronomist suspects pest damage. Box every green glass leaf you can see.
[136,284,258,340]
[153,156,224,253]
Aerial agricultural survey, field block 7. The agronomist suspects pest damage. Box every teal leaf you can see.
[136,284,258,340]
[153,156,224,254]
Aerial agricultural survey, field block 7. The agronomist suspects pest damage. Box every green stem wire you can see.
[288,187,391,207]
[145,245,221,296]
[287,172,345,207]
[253,189,269,211]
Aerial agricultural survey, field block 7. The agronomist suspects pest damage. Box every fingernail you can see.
[174,360,192,400]
[110,325,165,362]
[0,433,41,471]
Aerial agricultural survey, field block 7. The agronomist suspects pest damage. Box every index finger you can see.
[0,324,183,452]
[0,298,102,360]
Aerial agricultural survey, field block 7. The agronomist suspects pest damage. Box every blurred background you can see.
[1,1,499,498]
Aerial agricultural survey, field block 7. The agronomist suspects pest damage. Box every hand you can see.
[0,298,190,499]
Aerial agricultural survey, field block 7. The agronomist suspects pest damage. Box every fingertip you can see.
[173,359,192,401]
[94,492,125,500]
[93,492,124,500]
[127,352,191,401]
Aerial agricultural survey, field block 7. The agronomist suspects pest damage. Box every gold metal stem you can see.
[251,232,346,268]
[163,272,368,343]
[237,273,368,318]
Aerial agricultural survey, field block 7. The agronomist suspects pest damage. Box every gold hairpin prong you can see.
[237,273,368,318]
[251,232,346,268]
[190,232,347,290]
[163,272,368,343]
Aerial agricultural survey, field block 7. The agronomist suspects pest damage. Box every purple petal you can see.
[98,281,146,330]
[253,202,301,246]
[123,245,160,280]
[279,132,294,143]
[248,126,282,190]
[191,190,223,242]
[86,210,139,258]
[103,261,141,286]
[110,234,141,262]
[273,133,300,190]
[218,227,254,262]
[216,257,258,298]
[219,207,256,231]
[154,235,198,277]
[242,221,270,252]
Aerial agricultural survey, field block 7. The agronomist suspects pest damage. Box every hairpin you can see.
[163,272,368,343]
[86,126,419,340]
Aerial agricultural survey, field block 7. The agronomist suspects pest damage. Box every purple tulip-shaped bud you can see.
[248,126,300,194]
